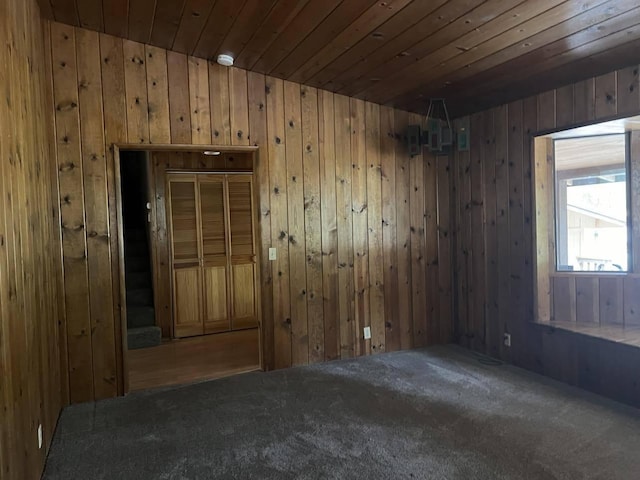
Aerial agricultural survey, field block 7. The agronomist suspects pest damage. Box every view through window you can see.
[554,134,629,272]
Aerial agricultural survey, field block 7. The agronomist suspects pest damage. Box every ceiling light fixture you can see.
[203,151,221,156]
[217,54,234,67]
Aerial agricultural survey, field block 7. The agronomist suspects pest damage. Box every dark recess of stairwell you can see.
[120,151,161,350]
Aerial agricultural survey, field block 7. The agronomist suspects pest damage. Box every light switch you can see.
[269,248,277,261]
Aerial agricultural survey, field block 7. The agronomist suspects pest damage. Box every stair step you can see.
[127,326,162,350]
[126,288,153,307]
[127,306,156,329]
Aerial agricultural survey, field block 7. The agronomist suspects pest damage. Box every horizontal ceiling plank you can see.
[290,0,414,85]
[171,0,215,55]
[450,36,640,117]
[249,0,342,73]
[216,0,280,59]
[381,0,631,106]
[103,0,128,38]
[271,0,379,79]
[149,0,186,50]
[306,0,448,88]
[192,0,250,60]
[77,0,104,31]
[51,0,79,25]
[128,0,157,44]
[319,0,485,92]
[234,0,310,70]
[340,0,532,98]
[442,14,640,116]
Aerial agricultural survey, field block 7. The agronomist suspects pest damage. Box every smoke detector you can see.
[217,54,234,67]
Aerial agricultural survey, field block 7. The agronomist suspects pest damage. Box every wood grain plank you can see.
[123,39,149,144]
[410,115,427,348]
[351,97,370,356]
[365,101,385,354]
[192,0,250,60]
[151,152,173,338]
[380,106,399,352]
[616,65,640,116]
[576,277,599,324]
[188,56,212,145]
[471,111,488,353]
[76,27,118,399]
[77,0,104,30]
[595,71,618,120]
[127,0,156,44]
[482,109,498,357]
[311,0,448,88]
[103,0,129,38]
[301,85,324,363]
[171,0,216,55]
[284,81,308,366]
[166,51,192,144]
[51,22,94,403]
[436,153,453,344]
[271,0,376,79]
[217,0,280,60]
[533,137,553,323]
[292,0,414,84]
[394,109,412,349]
[555,84,574,128]
[247,71,273,369]
[252,1,342,73]
[553,276,576,323]
[149,0,186,50]
[496,105,513,355]
[599,277,624,325]
[229,67,250,146]
[236,0,312,70]
[573,78,596,125]
[537,90,556,132]
[209,62,232,145]
[423,131,437,346]
[346,0,525,99]
[99,31,126,396]
[265,77,291,369]
[319,89,340,361]
[506,100,524,362]
[334,94,355,358]
[145,45,171,144]
[623,277,640,327]
[387,0,637,109]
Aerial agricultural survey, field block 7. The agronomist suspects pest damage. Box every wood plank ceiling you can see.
[40,0,640,116]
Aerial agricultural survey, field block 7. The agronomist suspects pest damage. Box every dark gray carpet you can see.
[44,346,640,479]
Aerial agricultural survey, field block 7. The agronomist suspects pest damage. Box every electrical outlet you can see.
[38,424,43,449]
[268,248,277,261]
[363,326,371,340]
[503,333,511,348]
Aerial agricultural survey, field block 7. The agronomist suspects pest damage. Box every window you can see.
[554,134,630,272]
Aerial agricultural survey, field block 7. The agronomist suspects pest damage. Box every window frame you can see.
[551,132,633,274]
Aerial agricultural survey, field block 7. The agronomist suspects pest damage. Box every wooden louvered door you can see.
[167,175,203,338]
[199,175,230,334]
[227,176,258,329]
[167,172,257,339]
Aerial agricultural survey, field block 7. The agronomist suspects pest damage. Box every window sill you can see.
[533,320,640,347]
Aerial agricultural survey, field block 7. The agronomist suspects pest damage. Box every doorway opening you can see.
[115,146,263,393]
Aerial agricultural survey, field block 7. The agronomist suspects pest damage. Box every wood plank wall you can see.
[44,21,454,404]
[452,64,640,407]
[0,1,64,479]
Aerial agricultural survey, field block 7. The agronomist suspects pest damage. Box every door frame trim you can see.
[113,144,263,395]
